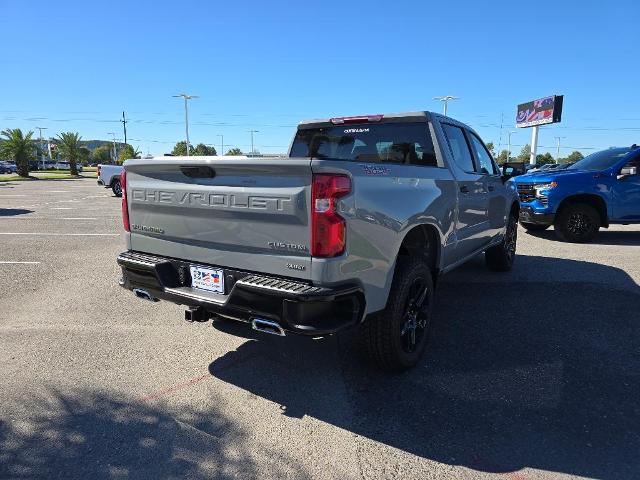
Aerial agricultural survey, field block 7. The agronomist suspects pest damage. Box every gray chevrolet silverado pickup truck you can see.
[117,111,520,370]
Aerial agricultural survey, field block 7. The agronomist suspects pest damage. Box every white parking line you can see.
[0,233,119,236]
[0,217,98,220]
[47,190,70,193]
[51,207,73,210]
[0,261,40,264]
[0,195,27,197]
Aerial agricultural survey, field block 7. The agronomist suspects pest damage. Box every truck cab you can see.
[513,145,640,242]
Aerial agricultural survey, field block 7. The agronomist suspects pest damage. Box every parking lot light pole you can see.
[108,132,118,163]
[555,136,566,161]
[249,130,259,155]
[36,127,47,169]
[217,134,224,156]
[433,96,459,116]
[173,93,199,157]
[507,130,516,163]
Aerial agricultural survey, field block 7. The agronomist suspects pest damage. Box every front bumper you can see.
[117,251,365,336]
[519,205,555,226]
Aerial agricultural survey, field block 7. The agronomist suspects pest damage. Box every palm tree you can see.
[0,129,34,177]
[56,132,82,176]
[117,144,142,164]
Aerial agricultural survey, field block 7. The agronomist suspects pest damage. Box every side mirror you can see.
[617,166,638,180]
[501,165,518,180]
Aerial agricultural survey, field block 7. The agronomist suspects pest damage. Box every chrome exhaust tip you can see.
[251,318,286,337]
[133,288,159,302]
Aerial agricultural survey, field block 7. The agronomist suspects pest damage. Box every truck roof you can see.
[297,111,466,129]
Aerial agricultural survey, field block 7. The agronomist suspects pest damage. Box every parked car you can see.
[97,164,124,196]
[514,145,640,242]
[0,161,17,174]
[29,160,44,171]
[53,161,83,172]
[116,111,520,371]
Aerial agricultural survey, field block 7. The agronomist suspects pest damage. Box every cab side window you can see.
[442,124,475,173]
[468,133,498,175]
[623,155,640,172]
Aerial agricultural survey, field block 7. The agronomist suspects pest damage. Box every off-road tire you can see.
[112,179,122,197]
[520,222,549,231]
[485,214,518,271]
[359,257,434,371]
[554,203,600,243]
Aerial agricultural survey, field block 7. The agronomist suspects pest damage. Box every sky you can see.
[1,0,639,157]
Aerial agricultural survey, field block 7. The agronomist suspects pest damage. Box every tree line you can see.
[169,142,242,157]
[0,127,245,178]
[485,142,584,166]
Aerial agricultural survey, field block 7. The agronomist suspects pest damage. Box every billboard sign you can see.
[516,95,563,128]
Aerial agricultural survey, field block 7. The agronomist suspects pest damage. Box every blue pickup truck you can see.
[512,145,640,242]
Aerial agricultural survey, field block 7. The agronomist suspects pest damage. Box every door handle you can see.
[487,185,495,192]
[460,185,470,194]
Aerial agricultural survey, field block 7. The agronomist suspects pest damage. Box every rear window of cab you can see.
[290,122,437,166]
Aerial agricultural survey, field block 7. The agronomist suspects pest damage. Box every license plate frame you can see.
[189,265,224,294]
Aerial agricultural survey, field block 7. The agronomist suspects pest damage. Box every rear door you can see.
[125,158,313,280]
[440,123,490,257]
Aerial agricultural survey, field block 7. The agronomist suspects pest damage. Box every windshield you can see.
[290,122,437,166]
[568,148,632,171]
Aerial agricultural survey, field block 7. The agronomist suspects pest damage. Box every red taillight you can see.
[97,165,101,177]
[121,170,130,232]
[311,174,351,257]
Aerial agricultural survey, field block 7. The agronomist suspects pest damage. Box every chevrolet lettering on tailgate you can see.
[131,189,292,211]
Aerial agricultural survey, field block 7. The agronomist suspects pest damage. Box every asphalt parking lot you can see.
[0,177,638,480]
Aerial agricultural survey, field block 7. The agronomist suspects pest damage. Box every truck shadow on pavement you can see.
[0,208,33,217]
[525,227,640,246]
[209,255,640,479]
[0,389,311,480]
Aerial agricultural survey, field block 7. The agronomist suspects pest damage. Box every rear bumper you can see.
[97,179,105,186]
[117,251,366,336]
[519,205,555,226]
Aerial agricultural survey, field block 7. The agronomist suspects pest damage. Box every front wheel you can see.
[359,257,434,371]
[554,203,600,243]
[112,179,122,197]
[485,214,517,271]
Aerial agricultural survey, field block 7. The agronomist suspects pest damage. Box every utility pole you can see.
[507,130,516,163]
[497,112,504,152]
[249,130,259,155]
[121,111,128,145]
[433,96,459,116]
[108,132,118,163]
[554,136,566,161]
[173,93,199,156]
[217,134,224,156]
[36,126,47,170]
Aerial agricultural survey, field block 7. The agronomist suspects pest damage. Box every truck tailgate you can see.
[124,157,313,280]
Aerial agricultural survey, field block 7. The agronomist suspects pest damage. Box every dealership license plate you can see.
[190,266,224,294]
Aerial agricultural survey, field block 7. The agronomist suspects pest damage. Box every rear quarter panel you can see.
[311,159,457,314]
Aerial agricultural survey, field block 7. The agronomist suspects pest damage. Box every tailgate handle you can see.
[180,166,216,178]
